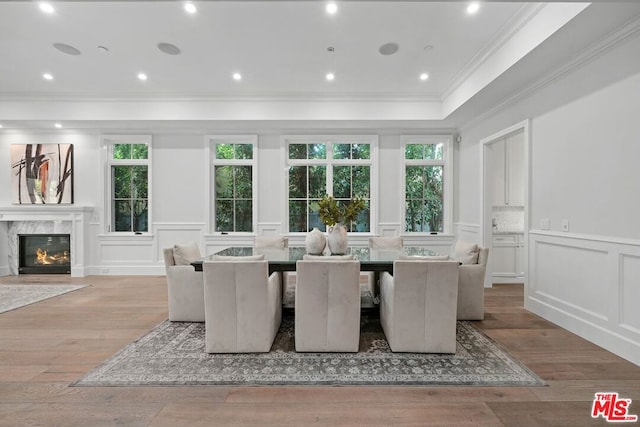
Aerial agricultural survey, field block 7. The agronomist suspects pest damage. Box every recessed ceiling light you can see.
[232,72,242,81]
[326,2,338,15]
[157,42,181,55]
[379,42,399,56]
[53,43,81,56]
[419,73,429,81]
[0,124,3,129]
[43,73,54,81]
[184,2,197,14]
[39,2,55,14]
[326,72,335,81]
[54,123,62,129]
[137,73,148,81]
[467,2,480,15]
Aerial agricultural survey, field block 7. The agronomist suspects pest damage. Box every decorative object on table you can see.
[11,144,74,204]
[327,224,348,255]
[316,195,366,255]
[304,227,326,255]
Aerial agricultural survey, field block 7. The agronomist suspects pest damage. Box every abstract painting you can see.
[11,144,74,204]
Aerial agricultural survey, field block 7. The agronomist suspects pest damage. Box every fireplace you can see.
[18,234,71,274]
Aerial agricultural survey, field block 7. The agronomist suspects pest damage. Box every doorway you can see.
[480,120,529,287]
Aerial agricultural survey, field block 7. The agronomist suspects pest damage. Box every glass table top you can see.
[204,246,440,264]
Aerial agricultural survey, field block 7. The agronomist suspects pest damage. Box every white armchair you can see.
[203,257,281,353]
[457,246,490,320]
[380,260,459,353]
[295,256,361,352]
[163,243,205,322]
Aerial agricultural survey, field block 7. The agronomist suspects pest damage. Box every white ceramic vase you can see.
[305,227,327,255]
[327,223,348,255]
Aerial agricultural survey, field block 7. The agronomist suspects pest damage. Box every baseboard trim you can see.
[527,295,640,367]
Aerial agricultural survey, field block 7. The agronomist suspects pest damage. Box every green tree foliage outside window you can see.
[111,143,149,232]
[214,142,254,232]
[288,141,372,233]
[405,143,445,233]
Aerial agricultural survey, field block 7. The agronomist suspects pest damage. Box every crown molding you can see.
[0,91,441,104]
[459,13,640,132]
[440,3,546,101]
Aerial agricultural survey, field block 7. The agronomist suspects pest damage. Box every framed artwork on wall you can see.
[11,143,74,204]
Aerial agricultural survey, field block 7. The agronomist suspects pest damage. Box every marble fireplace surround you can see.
[0,206,92,277]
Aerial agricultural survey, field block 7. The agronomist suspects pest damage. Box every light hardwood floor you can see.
[1,275,639,426]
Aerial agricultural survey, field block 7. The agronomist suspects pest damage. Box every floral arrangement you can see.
[316,195,366,227]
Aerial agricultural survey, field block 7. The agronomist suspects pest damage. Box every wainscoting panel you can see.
[528,231,640,366]
[257,223,282,237]
[454,223,481,245]
[378,223,402,237]
[620,252,640,335]
[155,223,206,261]
[532,240,609,321]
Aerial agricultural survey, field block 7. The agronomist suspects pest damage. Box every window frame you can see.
[400,135,453,234]
[101,134,152,235]
[282,135,378,234]
[207,135,258,234]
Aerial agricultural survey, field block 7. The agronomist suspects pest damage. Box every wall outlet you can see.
[561,219,570,232]
[540,218,550,230]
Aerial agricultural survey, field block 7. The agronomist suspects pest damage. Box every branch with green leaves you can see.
[316,195,366,227]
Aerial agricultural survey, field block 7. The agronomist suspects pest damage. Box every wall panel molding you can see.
[528,230,640,366]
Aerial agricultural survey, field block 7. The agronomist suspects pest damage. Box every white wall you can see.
[457,31,640,365]
[0,128,455,276]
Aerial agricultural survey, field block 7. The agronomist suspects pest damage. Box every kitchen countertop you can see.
[492,230,524,235]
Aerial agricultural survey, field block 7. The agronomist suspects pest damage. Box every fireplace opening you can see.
[19,234,71,274]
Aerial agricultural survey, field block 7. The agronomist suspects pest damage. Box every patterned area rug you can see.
[0,284,88,314]
[74,316,544,387]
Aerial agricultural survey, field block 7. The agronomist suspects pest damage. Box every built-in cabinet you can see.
[492,132,525,207]
[492,233,525,282]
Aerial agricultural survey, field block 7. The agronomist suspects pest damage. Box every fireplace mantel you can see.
[0,206,93,277]
[0,205,93,221]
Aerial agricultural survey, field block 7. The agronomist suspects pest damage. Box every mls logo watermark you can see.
[591,392,638,423]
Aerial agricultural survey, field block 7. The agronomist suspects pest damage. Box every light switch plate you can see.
[540,218,550,230]
[561,219,569,232]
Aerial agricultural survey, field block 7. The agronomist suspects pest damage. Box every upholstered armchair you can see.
[254,235,288,249]
[380,260,459,353]
[367,236,404,299]
[369,236,403,250]
[295,256,361,352]
[163,242,205,322]
[202,257,281,353]
[455,244,490,320]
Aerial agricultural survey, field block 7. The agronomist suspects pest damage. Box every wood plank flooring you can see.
[1,275,638,426]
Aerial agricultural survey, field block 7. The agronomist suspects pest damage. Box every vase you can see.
[305,227,326,255]
[327,223,348,255]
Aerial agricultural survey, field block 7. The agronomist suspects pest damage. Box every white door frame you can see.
[479,119,530,287]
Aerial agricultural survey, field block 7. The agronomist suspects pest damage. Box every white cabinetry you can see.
[492,132,524,207]
[492,233,524,283]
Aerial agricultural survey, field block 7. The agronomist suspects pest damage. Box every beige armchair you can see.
[254,235,288,249]
[457,246,489,320]
[367,236,404,299]
[380,260,459,353]
[295,257,361,352]
[163,243,205,322]
[202,258,281,353]
[369,236,403,250]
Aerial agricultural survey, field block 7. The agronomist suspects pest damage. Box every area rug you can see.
[74,316,544,387]
[0,284,88,314]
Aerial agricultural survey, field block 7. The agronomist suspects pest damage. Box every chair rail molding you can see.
[528,230,640,366]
